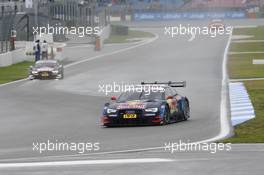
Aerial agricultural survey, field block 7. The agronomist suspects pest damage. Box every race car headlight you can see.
[52,70,59,74]
[145,108,158,113]
[32,71,38,74]
[107,108,117,114]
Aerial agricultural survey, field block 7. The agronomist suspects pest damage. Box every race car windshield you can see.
[117,91,163,102]
[35,63,57,68]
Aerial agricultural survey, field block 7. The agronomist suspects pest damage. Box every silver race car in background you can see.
[29,60,64,80]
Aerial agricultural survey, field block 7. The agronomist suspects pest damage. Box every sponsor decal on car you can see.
[38,68,54,72]
[117,102,146,110]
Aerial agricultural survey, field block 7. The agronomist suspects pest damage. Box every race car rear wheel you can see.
[183,99,190,121]
[60,73,64,79]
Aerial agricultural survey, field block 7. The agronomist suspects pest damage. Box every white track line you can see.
[0,158,174,168]
[232,40,264,43]
[230,78,264,82]
[196,29,233,143]
[64,35,158,68]
[234,26,257,29]
[229,51,264,55]
[0,78,28,88]
[66,40,146,49]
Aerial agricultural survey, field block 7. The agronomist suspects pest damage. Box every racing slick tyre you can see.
[29,76,34,80]
[162,106,170,125]
[59,72,64,80]
[182,99,190,121]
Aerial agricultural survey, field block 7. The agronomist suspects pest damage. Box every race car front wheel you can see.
[163,107,170,125]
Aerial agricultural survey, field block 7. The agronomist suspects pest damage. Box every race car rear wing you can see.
[141,81,186,88]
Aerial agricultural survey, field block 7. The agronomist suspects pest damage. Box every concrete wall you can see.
[0,52,13,67]
[0,48,34,67]
[12,48,34,64]
[0,42,66,67]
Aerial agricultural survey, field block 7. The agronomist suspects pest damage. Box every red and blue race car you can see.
[101,81,190,127]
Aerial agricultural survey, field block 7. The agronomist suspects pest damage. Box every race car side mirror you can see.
[166,96,173,100]
[111,96,117,101]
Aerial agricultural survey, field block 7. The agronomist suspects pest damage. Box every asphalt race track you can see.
[0,19,263,174]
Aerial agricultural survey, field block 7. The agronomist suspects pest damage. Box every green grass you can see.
[228,53,264,79]
[223,81,264,143]
[0,61,33,84]
[230,42,264,52]
[233,26,264,40]
[104,30,155,44]
[223,26,264,143]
